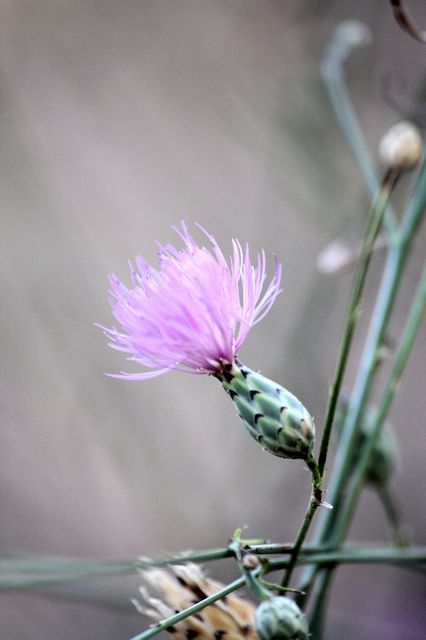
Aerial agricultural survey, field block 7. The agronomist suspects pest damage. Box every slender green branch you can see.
[230,529,271,600]
[328,260,426,546]
[0,544,320,590]
[0,558,141,589]
[322,20,397,235]
[138,547,231,567]
[137,542,311,568]
[308,571,332,639]
[305,256,426,627]
[281,457,322,587]
[260,579,304,596]
[290,546,426,567]
[317,171,397,479]
[282,174,396,592]
[377,485,407,547]
[299,157,426,600]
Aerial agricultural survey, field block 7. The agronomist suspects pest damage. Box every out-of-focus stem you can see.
[317,172,397,479]
[329,261,426,545]
[298,158,426,603]
[306,261,426,633]
[378,485,407,547]
[282,172,397,592]
[322,20,397,236]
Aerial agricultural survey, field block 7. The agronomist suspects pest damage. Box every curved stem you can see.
[322,20,397,235]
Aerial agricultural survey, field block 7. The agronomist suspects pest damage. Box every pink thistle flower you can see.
[99,222,282,380]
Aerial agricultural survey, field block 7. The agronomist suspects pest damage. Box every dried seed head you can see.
[255,597,309,640]
[379,121,423,171]
[134,563,257,640]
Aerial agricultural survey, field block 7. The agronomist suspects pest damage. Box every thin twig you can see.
[306,258,426,627]
[299,157,426,602]
[281,172,397,591]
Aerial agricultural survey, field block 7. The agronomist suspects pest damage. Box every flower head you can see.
[100,222,281,380]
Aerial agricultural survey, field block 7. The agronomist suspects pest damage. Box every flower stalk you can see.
[298,157,426,609]
[281,169,398,591]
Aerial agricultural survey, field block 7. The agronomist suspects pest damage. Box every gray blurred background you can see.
[1,1,425,639]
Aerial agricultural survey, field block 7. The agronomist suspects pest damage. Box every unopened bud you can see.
[218,360,315,462]
[255,597,309,640]
[379,121,423,171]
[242,554,260,571]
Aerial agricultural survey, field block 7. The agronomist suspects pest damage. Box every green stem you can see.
[2,543,426,595]
[329,260,426,545]
[260,579,304,596]
[299,157,426,600]
[138,547,231,567]
[305,258,426,629]
[377,485,407,547]
[283,172,397,592]
[317,172,397,479]
[287,546,426,567]
[230,530,272,601]
[0,558,141,589]
[137,543,296,569]
[281,457,322,587]
[0,544,326,590]
[308,571,332,639]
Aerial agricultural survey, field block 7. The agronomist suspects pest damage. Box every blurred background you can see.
[1,1,425,638]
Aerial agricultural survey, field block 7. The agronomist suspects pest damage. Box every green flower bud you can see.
[216,360,315,461]
[255,597,309,640]
[333,399,397,486]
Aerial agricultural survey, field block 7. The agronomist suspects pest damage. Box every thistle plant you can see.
[70,19,426,639]
[3,13,426,640]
